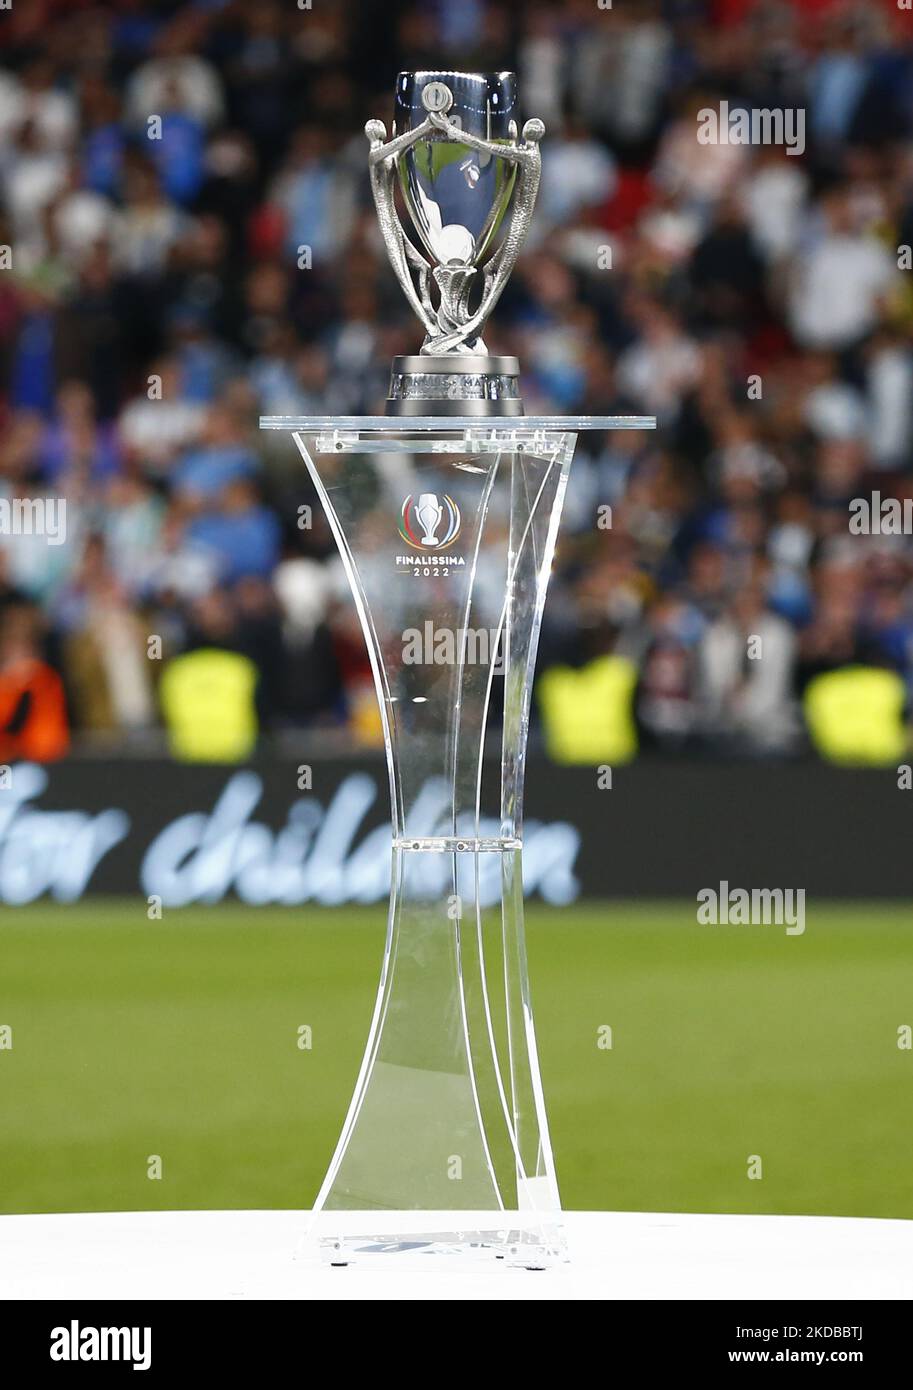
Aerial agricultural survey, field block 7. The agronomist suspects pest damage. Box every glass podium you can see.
[261,415,655,1266]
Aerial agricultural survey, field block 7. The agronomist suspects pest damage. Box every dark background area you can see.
[5,754,908,900]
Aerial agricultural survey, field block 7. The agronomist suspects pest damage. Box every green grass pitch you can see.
[1,900,911,1218]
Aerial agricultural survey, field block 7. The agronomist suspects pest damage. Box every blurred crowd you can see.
[2,0,913,761]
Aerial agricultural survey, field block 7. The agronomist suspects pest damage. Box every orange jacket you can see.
[0,658,70,762]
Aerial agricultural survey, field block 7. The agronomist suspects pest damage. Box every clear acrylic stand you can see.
[261,415,655,1267]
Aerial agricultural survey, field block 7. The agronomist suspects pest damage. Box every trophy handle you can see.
[365,117,439,341]
[365,112,545,358]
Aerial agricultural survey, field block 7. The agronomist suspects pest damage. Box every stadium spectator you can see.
[698,573,799,753]
[0,603,69,761]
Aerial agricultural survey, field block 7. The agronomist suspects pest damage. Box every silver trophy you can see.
[259,78,654,1262]
[366,70,544,416]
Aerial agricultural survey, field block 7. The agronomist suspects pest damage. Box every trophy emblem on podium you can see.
[415,493,444,545]
[399,492,461,550]
[366,71,544,416]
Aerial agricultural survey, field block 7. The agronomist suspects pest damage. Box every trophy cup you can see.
[260,70,654,1268]
[366,70,543,416]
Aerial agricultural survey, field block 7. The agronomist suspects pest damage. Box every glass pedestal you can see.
[260,414,655,1266]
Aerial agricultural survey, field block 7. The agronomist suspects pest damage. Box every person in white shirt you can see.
[788,187,896,350]
[699,574,798,752]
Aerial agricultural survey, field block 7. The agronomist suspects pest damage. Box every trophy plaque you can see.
[261,70,655,1268]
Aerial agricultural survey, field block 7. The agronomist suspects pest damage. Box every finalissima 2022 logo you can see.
[398,493,461,550]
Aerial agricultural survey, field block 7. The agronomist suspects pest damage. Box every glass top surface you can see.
[259,415,655,432]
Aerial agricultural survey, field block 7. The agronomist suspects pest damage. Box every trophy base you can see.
[306,1211,566,1270]
[386,354,524,416]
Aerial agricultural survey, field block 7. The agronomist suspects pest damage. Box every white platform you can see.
[2,1210,911,1300]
